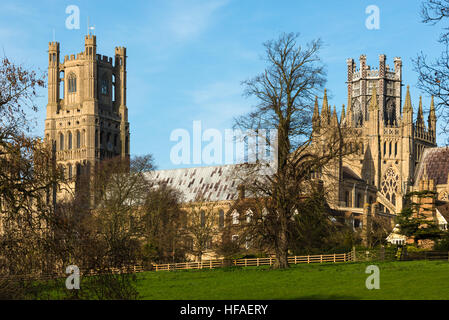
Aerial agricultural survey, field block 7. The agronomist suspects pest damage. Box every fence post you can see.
[210,260,212,269]
[294,256,297,264]
[270,257,273,266]
[245,259,247,267]
[155,265,158,272]
[307,255,310,264]
[334,253,336,262]
[320,255,323,263]
[352,247,357,262]
[344,253,346,262]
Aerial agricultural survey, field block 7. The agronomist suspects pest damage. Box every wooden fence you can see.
[0,252,354,280]
[152,251,354,271]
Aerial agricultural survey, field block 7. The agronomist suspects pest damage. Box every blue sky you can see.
[0,0,444,169]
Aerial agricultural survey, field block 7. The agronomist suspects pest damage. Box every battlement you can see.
[49,41,60,51]
[115,46,126,56]
[348,54,401,80]
[85,34,96,46]
[414,125,435,143]
[96,54,113,65]
[63,52,86,62]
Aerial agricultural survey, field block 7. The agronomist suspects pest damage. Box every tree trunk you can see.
[272,214,289,269]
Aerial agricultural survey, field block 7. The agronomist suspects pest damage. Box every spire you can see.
[403,85,412,112]
[321,89,330,125]
[428,95,437,136]
[341,104,346,124]
[417,96,424,127]
[312,95,320,131]
[331,105,338,126]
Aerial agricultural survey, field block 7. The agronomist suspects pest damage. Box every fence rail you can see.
[152,252,354,271]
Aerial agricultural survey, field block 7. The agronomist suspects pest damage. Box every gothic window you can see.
[353,101,362,127]
[76,131,81,149]
[381,167,400,205]
[395,142,398,157]
[384,100,396,126]
[68,131,72,150]
[59,133,64,150]
[101,76,109,95]
[68,164,72,180]
[67,73,76,93]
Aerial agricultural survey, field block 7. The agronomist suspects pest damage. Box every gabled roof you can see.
[415,147,449,186]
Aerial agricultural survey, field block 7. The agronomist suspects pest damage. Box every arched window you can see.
[381,167,399,208]
[68,164,72,179]
[68,131,72,150]
[101,76,109,95]
[232,210,239,225]
[67,73,76,93]
[76,131,81,149]
[59,132,64,150]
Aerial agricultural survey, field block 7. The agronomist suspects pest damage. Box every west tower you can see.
[44,35,130,180]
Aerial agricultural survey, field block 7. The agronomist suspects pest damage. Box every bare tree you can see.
[141,183,186,264]
[414,0,449,138]
[233,33,358,269]
[185,201,218,262]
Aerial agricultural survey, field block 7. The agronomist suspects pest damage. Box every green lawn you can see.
[135,260,449,299]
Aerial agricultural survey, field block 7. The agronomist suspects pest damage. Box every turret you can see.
[47,41,60,116]
[84,35,97,101]
[114,46,129,159]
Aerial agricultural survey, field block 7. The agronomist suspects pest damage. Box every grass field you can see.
[135,260,449,299]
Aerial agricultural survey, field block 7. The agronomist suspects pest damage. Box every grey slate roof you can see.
[145,165,240,203]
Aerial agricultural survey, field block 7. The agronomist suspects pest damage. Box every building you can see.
[41,39,448,253]
[152,54,446,254]
[44,34,130,182]
[312,55,437,217]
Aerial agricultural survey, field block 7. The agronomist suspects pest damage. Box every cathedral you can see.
[313,54,438,217]
[44,35,449,251]
[44,34,130,182]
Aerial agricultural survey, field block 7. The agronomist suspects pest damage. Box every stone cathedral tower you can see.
[313,54,437,215]
[44,35,130,180]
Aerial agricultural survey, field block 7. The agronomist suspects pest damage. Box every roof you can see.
[342,166,364,182]
[415,147,449,186]
[145,165,240,203]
